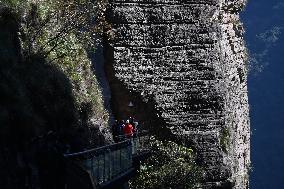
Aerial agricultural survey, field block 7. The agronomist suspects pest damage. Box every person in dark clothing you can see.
[119,120,125,135]
[115,120,126,141]
[129,117,134,124]
[113,120,127,142]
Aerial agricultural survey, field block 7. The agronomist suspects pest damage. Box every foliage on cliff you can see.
[0,1,112,187]
[0,0,112,147]
[130,139,202,189]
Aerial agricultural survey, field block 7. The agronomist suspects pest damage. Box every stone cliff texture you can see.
[105,0,250,188]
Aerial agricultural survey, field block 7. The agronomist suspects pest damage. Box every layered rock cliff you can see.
[105,0,250,188]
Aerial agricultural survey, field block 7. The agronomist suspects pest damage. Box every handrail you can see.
[65,130,150,158]
[113,130,149,141]
[114,130,149,138]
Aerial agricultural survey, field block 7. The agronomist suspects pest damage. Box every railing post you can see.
[112,150,114,179]
[109,149,111,180]
[91,156,94,178]
[129,141,132,169]
[103,152,106,182]
[119,148,122,174]
[97,157,99,183]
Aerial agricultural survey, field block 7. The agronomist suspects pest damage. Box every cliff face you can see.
[106,0,250,188]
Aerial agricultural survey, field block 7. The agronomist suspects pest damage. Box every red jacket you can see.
[123,123,134,137]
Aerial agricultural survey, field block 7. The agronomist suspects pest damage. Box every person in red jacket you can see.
[123,120,134,138]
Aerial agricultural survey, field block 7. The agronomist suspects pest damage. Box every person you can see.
[119,120,125,135]
[123,120,134,138]
[129,117,134,125]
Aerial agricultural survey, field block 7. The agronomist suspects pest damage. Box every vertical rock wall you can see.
[105,0,250,188]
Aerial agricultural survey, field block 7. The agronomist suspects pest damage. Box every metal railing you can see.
[65,140,132,186]
[64,130,150,187]
[114,130,150,155]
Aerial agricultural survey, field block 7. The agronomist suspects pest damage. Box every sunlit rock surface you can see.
[105,0,250,188]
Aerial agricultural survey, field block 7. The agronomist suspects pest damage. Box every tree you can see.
[18,0,111,59]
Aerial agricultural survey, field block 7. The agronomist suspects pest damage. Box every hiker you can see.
[119,120,125,135]
[129,117,134,125]
[112,120,126,142]
[123,120,134,138]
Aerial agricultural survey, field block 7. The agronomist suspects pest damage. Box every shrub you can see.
[130,138,202,189]
[220,128,230,153]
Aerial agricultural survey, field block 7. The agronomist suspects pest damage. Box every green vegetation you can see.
[130,139,202,189]
[0,0,112,146]
[220,127,230,153]
[0,1,112,187]
[0,0,24,7]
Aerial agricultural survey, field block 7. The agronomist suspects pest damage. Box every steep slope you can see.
[0,5,112,188]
